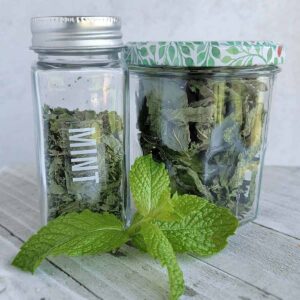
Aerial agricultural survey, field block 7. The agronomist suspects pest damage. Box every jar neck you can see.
[36,49,121,65]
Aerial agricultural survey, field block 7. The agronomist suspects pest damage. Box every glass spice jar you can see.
[125,41,284,224]
[31,16,127,224]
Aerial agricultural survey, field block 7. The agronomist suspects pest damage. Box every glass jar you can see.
[31,17,127,224]
[125,41,284,224]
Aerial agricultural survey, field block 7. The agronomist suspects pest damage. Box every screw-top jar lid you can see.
[125,41,285,67]
[31,16,123,52]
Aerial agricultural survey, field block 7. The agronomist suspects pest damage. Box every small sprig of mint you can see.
[12,154,238,300]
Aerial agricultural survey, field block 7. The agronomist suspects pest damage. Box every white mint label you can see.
[68,127,99,183]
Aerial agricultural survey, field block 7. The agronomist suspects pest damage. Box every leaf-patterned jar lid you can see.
[124,41,285,67]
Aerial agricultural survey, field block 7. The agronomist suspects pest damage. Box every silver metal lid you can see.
[31,16,123,52]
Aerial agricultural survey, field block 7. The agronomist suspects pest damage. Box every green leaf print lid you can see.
[124,41,285,67]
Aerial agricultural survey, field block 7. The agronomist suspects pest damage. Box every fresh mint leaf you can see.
[12,210,129,273]
[140,223,184,300]
[132,194,237,256]
[129,154,175,218]
[157,194,238,256]
[131,231,147,252]
[148,190,183,221]
[130,158,237,258]
[171,193,208,216]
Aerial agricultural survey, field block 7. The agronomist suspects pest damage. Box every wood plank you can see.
[0,168,287,300]
[0,227,97,300]
[255,167,300,239]
[120,245,281,300]
[197,222,300,300]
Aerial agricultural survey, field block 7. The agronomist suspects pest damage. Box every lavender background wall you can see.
[0,0,299,167]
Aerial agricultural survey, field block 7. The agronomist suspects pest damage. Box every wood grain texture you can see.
[0,228,95,300]
[0,166,299,300]
[255,167,300,239]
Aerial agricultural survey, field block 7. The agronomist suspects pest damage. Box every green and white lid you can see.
[124,41,284,67]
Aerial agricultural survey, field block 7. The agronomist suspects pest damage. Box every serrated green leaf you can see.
[140,223,185,300]
[12,210,129,273]
[151,190,182,221]
[212,47,221,58]
[129,155,171,217]
[156,194,238,256]
[131,232,148,252]
[227,46,240,55]
[171,193,207,216]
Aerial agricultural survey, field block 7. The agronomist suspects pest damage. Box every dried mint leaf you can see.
[43,105,124,221]
[136,73,268,221]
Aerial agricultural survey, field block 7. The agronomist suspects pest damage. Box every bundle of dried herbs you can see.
[43,105,124,220]
[136,75,268,220]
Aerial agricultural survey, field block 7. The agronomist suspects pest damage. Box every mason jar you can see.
[31,16,127,224]
[125,41,284,224]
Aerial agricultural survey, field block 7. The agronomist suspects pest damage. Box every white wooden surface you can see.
[0,166,299,300]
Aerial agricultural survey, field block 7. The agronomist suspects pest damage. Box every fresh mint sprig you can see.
[12,154,238,300]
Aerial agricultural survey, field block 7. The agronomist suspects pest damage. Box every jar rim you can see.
[31,16,123,51]
[124,41,285,68]
[128,65,281,78]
